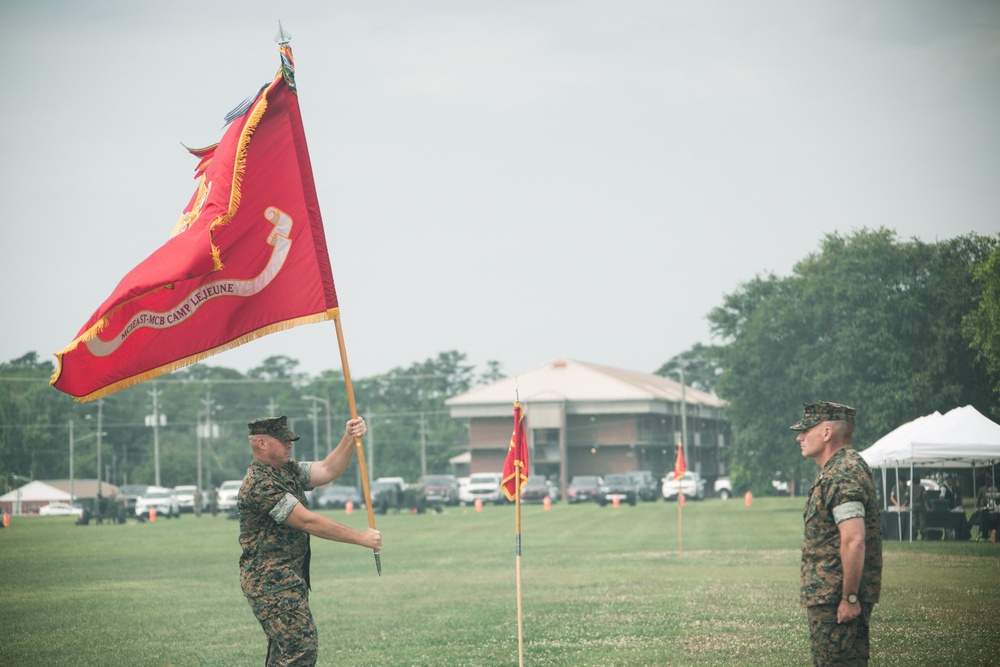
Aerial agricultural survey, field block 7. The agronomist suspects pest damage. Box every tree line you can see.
[2,228,997,496]
[684,228,997,495]
[0,350,501,492]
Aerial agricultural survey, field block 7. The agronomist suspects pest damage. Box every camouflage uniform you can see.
[239,417,318,667]
[801,447,882,666]
[794,402,882,667]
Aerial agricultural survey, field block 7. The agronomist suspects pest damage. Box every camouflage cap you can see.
[789,401,856,431]
[247,415,300,442]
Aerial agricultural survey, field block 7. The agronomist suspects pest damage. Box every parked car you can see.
[119,483,148,513]
[463,472,505,505]
[627,470,660,501]
[567,475,603,504]
[375,476,407,490]
[173,485,199,513]
[216,479,243,512]
[419,474,460,506]
[369,480,402,513]
[135,486,180,519]
[598,474,639,506]
[314,485,363,510]
[38,502,84,517]
[370,479,428,513]
[662,471,706,501]
[519,477,558,504]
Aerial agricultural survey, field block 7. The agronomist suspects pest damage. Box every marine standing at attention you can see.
[792,401,882,667]
[238,415,382,666]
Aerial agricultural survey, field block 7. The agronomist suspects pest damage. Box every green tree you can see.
[708,229,997,494]
[357,351,488,482]
[0,353,74,485]
[963,238,1000,414]
[655,343,724,394]
[0,349,500,491]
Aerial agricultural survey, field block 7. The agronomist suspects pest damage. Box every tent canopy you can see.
[861,405,1000,469]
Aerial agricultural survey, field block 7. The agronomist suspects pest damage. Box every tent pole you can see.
[896,463,903,542]
[908,462,914,542]
[881,468,888,511]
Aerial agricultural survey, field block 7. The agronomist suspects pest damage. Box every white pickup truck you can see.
[661,471,706,501]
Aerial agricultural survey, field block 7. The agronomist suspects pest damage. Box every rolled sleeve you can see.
[270,492,300,523]
[833,501,865,524]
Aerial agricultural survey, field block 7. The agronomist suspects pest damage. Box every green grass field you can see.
[1,498,998,666]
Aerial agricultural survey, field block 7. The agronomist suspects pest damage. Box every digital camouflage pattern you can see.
[790,401,857,432]
[250,586,318,667]
[801,447,882,607]
[807,602,873,666]
[239,457,318,665]
[239,458,314,597]
[248,415,301,442]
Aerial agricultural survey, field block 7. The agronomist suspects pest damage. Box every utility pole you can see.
[302,395,333,456]
[69,420,75,502]
[196,410,203,508]
[680,366,688,468]
[200,391,217,490]
[365,407,374,485]
[419,412,427,477]
[149,384,162,487]
[97,399,104,500]
[308,402,320,461]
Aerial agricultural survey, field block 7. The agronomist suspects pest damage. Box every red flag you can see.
[51,49,338,401]
[502,402,529,501]
[673,443,687,480]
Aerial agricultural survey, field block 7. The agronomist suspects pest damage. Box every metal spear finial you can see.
[275,21,292,45]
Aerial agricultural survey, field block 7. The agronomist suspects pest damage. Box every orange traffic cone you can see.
[150,506,157,522]
[475,498,483,512]
[745,491,753,506]
[345,500,354,515]
[3,511,9,527]
[612,494,620,508]
[543,496,551,511]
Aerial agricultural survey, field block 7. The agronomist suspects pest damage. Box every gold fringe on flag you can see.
[53,308,340,402]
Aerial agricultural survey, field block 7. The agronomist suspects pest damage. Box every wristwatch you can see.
[843,593,859,604]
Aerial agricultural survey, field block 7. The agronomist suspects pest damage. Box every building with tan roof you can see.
[445,359,730,498]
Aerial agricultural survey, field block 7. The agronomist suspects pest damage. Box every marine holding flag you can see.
[239,415,380,667]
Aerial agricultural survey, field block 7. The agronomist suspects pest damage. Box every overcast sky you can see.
[2,1,998,383]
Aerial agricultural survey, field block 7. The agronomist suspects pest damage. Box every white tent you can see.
[860,405,1000,542]
[861,405,1000,468]
[860,412,942,468]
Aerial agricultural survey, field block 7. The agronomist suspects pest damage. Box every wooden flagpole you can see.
[515,464,524,667]
[678,492,683,559]
[512,390,525,667]
[333,317,380,575]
